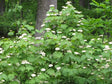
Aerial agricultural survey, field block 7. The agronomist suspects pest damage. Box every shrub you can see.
[0,1,112,84]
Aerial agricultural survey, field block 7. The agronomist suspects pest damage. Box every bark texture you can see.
[35,0,57,37]
[79,0,85,7]
[0,0,5,15]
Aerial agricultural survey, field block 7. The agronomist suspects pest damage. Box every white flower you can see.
[87,59,91,61]
[109,42,112,44]
[8,64,11,66]
[10,46,13,48]
[104,45,110,50]
[96,59,99,61]
[67,50,72,53]
[0,48,2,51]
[78,20,81,23]
[41,24,45,27]
[97,38,100,40]
[0,59,1,61]
[82,50,86,53]
[23,38,27,40]
[16,63,20,66]
[22,33,27,36]
[77,24,80,26]
[31,74,36,77]
[79,46,83,48]
[78,29,83,32]
[62,6,68,9]
[0,50,3,54]
[72,33,76,35]
[1,80,5,82]
[73,29,76,31]
[35,37,41,40]
[99,35,103,37]
[66,38,70,40]
[46,28,51,31]
[80,23,84,25]
[40,51,46,56]
[41,68,46,71]
[86,45,91,48]
[74,52,80,55]
[0,72,2,75]
[21,60,30,64]
[57,31,62,34]
[56,67,61,71]
[50,4,54,7]
[62,36,66,39]
[105,63,109,68]
[49,64,53,67]
[55,47,60,51]
[19,36,23,39]
[52,31,55,34]
[75,11,82,14]
[84,40,87,41]
[66,1,71,4]
[46,14,50,16]
[83,67,86,69]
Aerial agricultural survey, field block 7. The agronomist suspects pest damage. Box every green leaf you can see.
[8,74,15,81]
[47,69,55,76]
[53,52,63,59]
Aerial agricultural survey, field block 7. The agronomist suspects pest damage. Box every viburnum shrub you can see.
[0,1,112,84]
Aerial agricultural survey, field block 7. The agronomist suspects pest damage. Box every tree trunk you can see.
[35,0,57,37]
[79,0,85,7]
[0,0,5,15]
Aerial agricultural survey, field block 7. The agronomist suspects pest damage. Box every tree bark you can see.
[35,0,57,37]
[0,0,5,15]
[79,0,85,7]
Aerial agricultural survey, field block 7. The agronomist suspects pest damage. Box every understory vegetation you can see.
[0,0,112,84]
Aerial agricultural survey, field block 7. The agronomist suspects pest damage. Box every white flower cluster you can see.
[74,52,80,55]
[49,4,54,7]
[21,60,31,64]
[41,24,45,27]
[56,67,61,71]
[49,64,53,67]
[41,68,46,71]
[45,28,51,32]
[103,45,110,50]
[109,42,112,44]
[66,1,71,5]
[62,36,67,39]
[18,33,27,41]
[46,13,58,17]
[78,29,83,33]
[35,37,41,40]
[55,47,60,51]
[0,48,4,54]
[39,51,46,56]
[31,74,36,77]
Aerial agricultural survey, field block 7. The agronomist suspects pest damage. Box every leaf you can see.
[53,52,63,59]
[47,69,55,76]
[1,74,8,80]
[25,65,34,71]
[25,25,34,31]
[8,74,15,81]
[38,73,49,80]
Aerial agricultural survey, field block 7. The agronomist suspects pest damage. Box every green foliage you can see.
[0,1,112,84]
